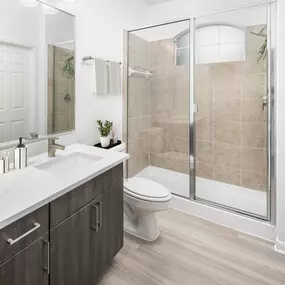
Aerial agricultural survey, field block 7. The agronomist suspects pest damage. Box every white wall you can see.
[146,0,271,25]
[53,0,149,146]
[0,1,40,45]
[139,1,267,39]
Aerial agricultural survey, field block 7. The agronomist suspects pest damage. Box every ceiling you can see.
[143,0,174,5]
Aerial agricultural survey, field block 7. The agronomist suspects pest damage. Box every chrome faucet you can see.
[48,138,65,157]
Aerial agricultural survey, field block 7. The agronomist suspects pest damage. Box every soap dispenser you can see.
[14,137,28,170]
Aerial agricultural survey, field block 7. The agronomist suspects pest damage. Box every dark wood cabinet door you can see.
[106,180,124,262]
[50,179,124,285]
[50,200,96,285]
[90,181,124,283]
[0,235,49,285]
[89,195,109,284]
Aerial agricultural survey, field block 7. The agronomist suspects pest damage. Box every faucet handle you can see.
[0,156,10,174]
[48,137,59,142]
[29,132,39,139]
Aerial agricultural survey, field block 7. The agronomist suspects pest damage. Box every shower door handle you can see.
[262,96,268,111]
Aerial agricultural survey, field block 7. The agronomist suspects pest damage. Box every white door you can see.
[0,43,34,143]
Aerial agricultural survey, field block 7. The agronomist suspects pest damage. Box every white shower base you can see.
[136,166,267,217]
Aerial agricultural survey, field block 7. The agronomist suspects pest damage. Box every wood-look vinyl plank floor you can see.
[99,209,285,285]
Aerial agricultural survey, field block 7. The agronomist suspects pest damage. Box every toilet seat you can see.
[124,177,171,202]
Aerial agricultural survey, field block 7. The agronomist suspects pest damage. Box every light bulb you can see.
[43,5,58,15]
[21,0,39,7]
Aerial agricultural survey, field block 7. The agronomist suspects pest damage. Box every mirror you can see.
[0,1,75,144]
[46,7,75,135]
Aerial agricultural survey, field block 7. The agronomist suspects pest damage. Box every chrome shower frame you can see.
[124,1,277,223]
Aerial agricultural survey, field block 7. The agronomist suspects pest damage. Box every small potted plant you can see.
[97,120,113,148]
[63,53,75,78]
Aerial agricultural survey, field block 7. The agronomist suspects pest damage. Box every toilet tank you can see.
[109,143,127,153]
[109,143,127,178]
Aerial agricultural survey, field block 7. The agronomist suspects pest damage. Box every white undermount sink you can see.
[34,152,103,176]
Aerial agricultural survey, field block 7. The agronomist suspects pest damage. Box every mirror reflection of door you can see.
[0,43,36,143]
[47,44,75,134]
[0,1,75,143]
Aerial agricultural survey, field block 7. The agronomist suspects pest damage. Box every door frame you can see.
[191,3,275,222]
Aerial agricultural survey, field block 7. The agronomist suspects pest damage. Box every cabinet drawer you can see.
[0,205,49,265]
[50,164,123,228]
[0,234,49,285]
[102,163,123,192]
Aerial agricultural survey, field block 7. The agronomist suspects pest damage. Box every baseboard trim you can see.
[275,240,285,254]
[170,195,276,242]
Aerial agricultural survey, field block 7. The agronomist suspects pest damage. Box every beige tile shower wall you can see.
[47,45,54,134]
[149,39,190,175]
[196,25,267,191]
[48,46,75,134]
[127,34,150,177]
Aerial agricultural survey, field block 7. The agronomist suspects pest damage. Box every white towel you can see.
[92,58,108,94]
[108,61,121,94]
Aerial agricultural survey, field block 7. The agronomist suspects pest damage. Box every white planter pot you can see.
[100,136,110,148]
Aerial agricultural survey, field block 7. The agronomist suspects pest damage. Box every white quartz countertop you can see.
[0,144,129,230]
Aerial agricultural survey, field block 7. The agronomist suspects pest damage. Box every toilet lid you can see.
[124,177,170,200]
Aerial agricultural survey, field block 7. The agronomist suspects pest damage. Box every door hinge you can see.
[190,156,195,169]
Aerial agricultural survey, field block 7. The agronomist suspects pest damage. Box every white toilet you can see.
[110,143,172,241]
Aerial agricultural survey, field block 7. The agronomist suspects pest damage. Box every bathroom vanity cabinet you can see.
[50,180,123,285]
[0,164,123,285]
[0,235,49,285]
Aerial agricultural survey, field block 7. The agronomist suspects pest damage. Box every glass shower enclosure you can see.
[124,2,276,221]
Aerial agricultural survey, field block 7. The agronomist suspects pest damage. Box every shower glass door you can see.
[193,4,272,220]
[126,20,191,198]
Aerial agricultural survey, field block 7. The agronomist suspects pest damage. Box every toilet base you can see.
[124,210,160,242]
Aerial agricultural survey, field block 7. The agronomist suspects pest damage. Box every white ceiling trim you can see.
[143,0,175,5]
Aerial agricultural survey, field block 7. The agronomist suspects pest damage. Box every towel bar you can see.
[82,56,122,65]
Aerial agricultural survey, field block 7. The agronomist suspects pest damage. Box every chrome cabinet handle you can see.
[6,222,41,245]
[43,240,50,274]
[98,202,103,229]
[91,205,100,232]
